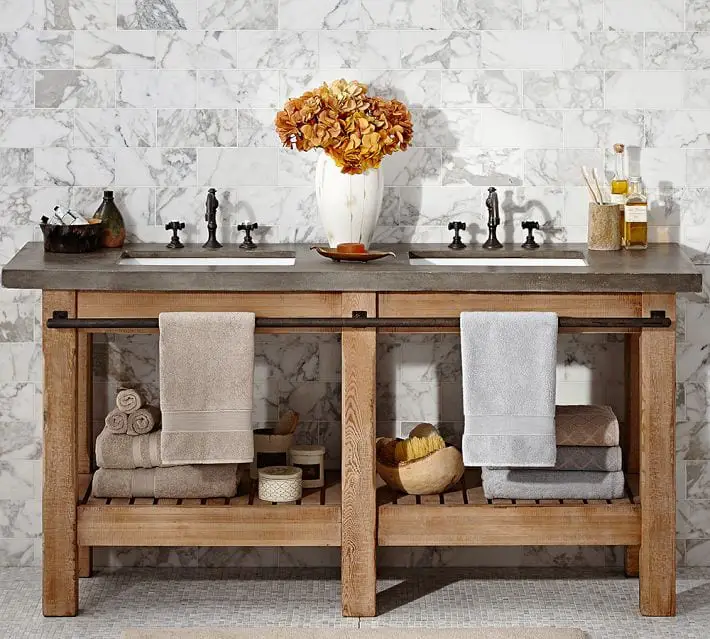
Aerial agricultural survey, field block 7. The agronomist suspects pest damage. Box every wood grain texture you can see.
[639,293,677,616]
[340,293,377,618]
[624,332,641,578]
[42,291,79,616]
[77,331,93,578]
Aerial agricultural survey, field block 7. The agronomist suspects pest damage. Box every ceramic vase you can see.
[315,152,384,249]
[92,190,126,248]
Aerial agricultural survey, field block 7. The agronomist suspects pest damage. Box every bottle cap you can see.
[104,190,114,198]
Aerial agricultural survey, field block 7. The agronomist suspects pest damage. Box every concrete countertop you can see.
[1,242,702,293]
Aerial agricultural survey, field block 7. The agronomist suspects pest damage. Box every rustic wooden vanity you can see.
[1,242,701,620]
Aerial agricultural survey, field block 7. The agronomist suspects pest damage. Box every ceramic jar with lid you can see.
[258,466,302,503]
[289,444,326,488]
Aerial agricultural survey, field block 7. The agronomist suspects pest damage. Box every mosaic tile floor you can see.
[1,567,709,639]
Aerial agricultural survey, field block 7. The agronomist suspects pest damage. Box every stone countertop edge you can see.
[1,242,702,294]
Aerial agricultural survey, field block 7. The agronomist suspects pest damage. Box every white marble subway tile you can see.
[480,109,563,148]
[400,334,461,383]
[443,0,522,30]
[398,186,482,237]
[563,110,644,148]
[646,32,710,70]
[317,335,341,382]
[278,148,318,186]
[638,148,686,189]
[646,111,710,147]
[198,147,278,186]
[677,336,710,383]
[523,0,602,30]
[0,421,40,460]
[278,547,340,567]
[687,0,710,31]
[394,381,463,422]
[278,0,359,30]
[0,289,36,343]
[115,148,196,187]
[605,0,684,32]
[562,31,643,71]
[0,226,36,265]
[524,149,603,186]
[198,70,279,108]
[400,30,480,70]
[239,31,318,69]
[199,0,278,29]
[523,71,603,108]
[443,148,524,186]
[279,381,341,422]
[481,31,564,70]
[75,31,157,69]
[0,109,72,148]
[383,148,442,186]
[0,539,34,566]
[318,31,400,69]
[686,539,710,566]
[0,460,34,499]
[685,71,710,108]
[73,188,155,234]
[0,499,40,538]
[118,0,197,29]
[523,545,607,568]
[681,189,710,259]
[74,109,157,148]
[0,384,35,423]
[688,151,710,186]
[277,222,329,243]
[236,186,316,229]
[95,547,198,568]
[255,335,320,382]
[35,70,115,109]
[361,69,442,108]
[686,381,710,423]
[410,108,481,148]
[647,187,682,227]
[237,109,280,147]
[117,70,197,108]
[35,148,115,186]
[441,70,522,108]
[0,186,70,229]
[156,30,238,69]
[677,420,710,460]
[563,186,590,227]
[372,225,444,243]
[157,109,239,147]
[605,71,684,109]
[197,547,278,568]
[39,0,115,30]
[687,463,710,499]
[360,0,441,29]
[687,303,710,344]
[0,2,39,30]
[156,187,234,238]
[0,71,33,108]
[499,186,565,234]
[0,344,41,383]
[0,151,34,188]
[0,31,73,69]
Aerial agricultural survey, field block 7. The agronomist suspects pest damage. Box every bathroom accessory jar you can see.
[587,203,622,251]
[289,444,326,489]
[250,429,295,479]
[258,466,302,503]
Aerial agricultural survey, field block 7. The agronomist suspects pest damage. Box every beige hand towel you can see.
[96,429,163,469]
[91,465,238,499]
[159,312,256,465]
[127,406,161,436]
[105,408,129,435]
[116,388,144,414]
[556,405,619,446]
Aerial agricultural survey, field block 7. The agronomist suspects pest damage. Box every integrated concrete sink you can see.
[408,250,587,267]
[119,247,296,267]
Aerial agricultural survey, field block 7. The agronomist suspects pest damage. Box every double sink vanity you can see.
[1,238,702,619]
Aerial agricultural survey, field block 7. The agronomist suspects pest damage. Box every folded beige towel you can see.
[159,312,256,465]
[127,406,161,436]
[96,429,163,469]
[556,405,619,447]
[116,388,144,414]
[91,465,238,499]
[105,408,129,435]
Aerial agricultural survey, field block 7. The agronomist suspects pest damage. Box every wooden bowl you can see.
[376,437,465,495]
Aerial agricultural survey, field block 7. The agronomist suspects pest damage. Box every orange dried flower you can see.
[275,79,413,175]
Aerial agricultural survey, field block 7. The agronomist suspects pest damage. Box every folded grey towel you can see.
[105,408,129,435]
[96,428,163,469]
[554,446,622,471]
[481,468,625,500]
[91,465,238,499]
[127,406,161,436]
[116,388,143,414]
[461,312,558,468]
[159,312,256,465]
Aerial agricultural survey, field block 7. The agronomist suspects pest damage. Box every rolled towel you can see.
[116,388,144,414]
[556,405,619,446]
[481,468,625,500]
[105,408,129,435]
[91,465,238,499]
[554,446,622,472]
[127,406,161,436]
[96,429,163,469]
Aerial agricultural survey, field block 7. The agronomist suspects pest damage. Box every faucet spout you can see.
[482,186,503,250]
[203,188,222,249]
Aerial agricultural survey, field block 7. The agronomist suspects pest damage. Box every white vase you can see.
[315,152,384,249]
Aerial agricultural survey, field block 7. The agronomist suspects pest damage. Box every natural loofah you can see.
[393,423,446,463]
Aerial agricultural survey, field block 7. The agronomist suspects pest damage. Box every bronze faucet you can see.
[203,188,222,249]
[483,187,503,250]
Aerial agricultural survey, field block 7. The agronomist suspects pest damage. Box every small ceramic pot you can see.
[258,466,302,503]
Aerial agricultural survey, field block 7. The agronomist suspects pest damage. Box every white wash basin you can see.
[409,257,587,267]
[120,257,296,267]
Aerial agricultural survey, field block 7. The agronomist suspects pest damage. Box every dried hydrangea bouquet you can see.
[276,80,413,248]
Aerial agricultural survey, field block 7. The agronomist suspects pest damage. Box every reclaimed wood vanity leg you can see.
[639,294,676,616]
[77,331,93,578]
[624,332,640,578]
[42,291,79,616]
[340,293,377,617]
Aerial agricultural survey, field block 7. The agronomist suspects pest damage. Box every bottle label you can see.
[625,204,647,223]
[610,194,626,205]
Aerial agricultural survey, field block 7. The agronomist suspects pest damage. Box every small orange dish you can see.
[336,243,366,254]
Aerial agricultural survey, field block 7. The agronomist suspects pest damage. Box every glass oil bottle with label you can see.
[611,143,628,245]
[624,177,648,250]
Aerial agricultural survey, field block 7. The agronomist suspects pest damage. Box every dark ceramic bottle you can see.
[93,190,126,248]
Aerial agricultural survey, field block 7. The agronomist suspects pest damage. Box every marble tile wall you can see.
[1,0,709,568]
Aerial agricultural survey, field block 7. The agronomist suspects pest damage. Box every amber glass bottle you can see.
[610,143,628,246]
[624,178,648,250]
[93,190,126,248]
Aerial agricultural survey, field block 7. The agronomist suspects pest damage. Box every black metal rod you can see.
[47,315,672,330]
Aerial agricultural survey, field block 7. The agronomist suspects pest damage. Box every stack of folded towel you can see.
[92,388,238,499]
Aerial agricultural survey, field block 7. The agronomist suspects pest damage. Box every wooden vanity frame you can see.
[42,289,676,619]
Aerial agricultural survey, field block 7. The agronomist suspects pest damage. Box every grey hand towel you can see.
[159,312,256,465]
[127,406,161,436]
[116,388,143,414]
[91,465,238,499]
[481,468,625,500]
[554,446,622,471]
[461,312,558,468]
[105,408,129,435]
[556,405,619,446]
[96,428,163,469]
